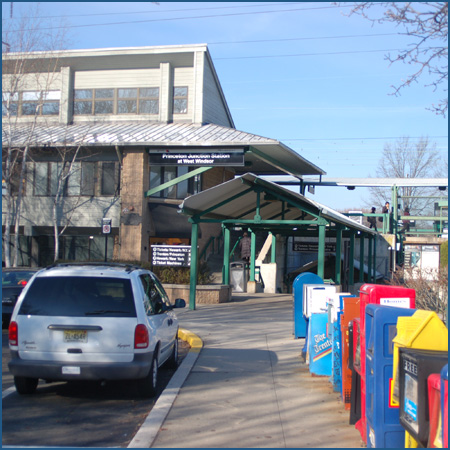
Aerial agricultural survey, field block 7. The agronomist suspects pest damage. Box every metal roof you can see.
[2,122,325,177]
[179,173,376,235]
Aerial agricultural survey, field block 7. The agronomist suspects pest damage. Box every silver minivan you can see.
[8,263,185,397]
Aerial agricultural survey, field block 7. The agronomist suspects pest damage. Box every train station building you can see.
[3,44,381,296]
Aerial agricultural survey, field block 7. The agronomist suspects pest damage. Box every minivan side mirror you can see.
[174,298,186,308]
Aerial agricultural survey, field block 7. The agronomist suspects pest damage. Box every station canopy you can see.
[179,172,376,235]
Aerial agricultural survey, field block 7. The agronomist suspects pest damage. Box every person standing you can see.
[368,207,378,231]
[239,232,251,263]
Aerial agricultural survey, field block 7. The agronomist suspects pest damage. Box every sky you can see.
[3,1,448,211]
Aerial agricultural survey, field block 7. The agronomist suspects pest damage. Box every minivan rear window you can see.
[18,276,136,317]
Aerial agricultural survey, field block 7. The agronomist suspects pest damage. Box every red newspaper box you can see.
[356,284,416,443]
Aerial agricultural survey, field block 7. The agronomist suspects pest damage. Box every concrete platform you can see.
[138,293,364,448]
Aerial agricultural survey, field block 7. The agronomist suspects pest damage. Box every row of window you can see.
[5,162,200,200]
[2,87,188,117]
[2,91,60,117]
[34,161,119,197]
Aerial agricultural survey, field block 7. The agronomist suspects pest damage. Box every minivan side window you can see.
[140,274,165,315]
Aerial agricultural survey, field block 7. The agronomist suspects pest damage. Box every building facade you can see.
[2,45,324,267]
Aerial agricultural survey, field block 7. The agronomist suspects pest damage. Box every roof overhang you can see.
[3,122,325,177]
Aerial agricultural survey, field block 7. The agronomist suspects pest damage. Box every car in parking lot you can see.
[8,262,185,397]
[2,267,42,328]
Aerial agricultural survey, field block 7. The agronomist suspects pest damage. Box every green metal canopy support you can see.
[359,234,365,283]
[189,221,199,310]
[373,234,377,281]
[249,228,256,282]
[349,231,356,286]
[318,224,326,280]
[335,226,343,285]
[271,232,276,263]
[368,234,373,283]
[223,226,231,285]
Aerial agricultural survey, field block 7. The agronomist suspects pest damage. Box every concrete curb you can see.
[127,328,203,448]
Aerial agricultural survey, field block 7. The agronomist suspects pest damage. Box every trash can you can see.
[230,262,247,292]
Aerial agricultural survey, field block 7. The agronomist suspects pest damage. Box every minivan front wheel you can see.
[137,353,158,398]
[14,376,39,395]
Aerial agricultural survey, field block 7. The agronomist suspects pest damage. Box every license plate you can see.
[62,366,81,375]
[64,330,87,343]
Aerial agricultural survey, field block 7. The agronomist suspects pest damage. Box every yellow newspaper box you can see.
[392,310,448,405]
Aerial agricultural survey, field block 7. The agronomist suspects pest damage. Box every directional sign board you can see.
[151,245,191,267]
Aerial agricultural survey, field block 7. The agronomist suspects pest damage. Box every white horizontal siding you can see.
[3,73,62,92]
[74,69,161,89]
[16,197,120,228]
[202,60,232,127]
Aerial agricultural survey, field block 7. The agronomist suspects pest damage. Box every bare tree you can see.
[338,2,448,117]
[366,137,447,221]
[2,4,70,266]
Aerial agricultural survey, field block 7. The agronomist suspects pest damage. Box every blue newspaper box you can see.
[308,312,332,376]
[365,304,416,448]
[293,272,323,339]
[328,293,353,393]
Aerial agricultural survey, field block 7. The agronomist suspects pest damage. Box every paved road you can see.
[2,330,188,448]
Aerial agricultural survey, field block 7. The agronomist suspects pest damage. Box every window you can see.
[2,92,18,117]
[34,162,50,196]
[139,274,170,315]
[2,91,60,117]
[101,162,119,196]
[73,88,159,115]
[81,162,95,196]
[33,161,118,197]
[173,87,188,114]
[149,166,201,199]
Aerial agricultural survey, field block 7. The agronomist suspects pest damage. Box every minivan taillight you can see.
[9,321,18,346]
[134,324,149,349]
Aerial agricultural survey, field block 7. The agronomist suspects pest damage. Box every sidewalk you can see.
[137,293,364,448]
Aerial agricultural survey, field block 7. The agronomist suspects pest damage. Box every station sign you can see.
[151,245,191,267]
[293,241,336,253]
[148,148,245,166]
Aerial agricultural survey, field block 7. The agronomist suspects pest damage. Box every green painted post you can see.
[318,224,326,280]
[373,234,377,281]
[349,231,355,287]
[359,234,365,283]
[335,226,343,285]
[368,235,373,283]
[271,232,276,263]
[250,229,256,282]
[189,222,199,310]
[223,226,230,285]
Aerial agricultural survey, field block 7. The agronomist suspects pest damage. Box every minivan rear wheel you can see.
[137,353,158,398]
[14,376,38,395]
